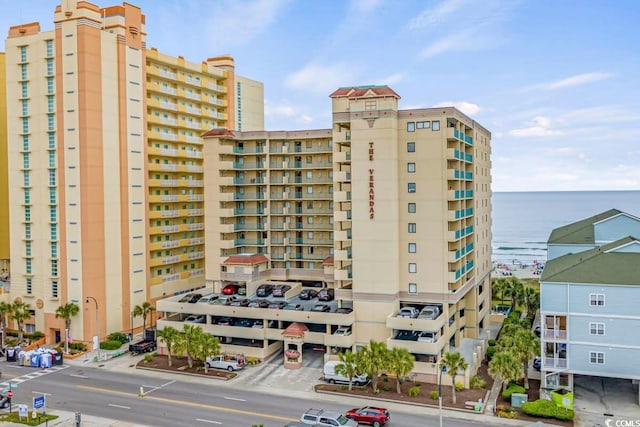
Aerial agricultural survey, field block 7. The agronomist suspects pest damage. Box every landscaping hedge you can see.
[100,340,123,350]
[521,399,575,421]
[502,383,526,399]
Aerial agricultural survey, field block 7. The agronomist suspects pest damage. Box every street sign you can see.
[33,395,45,410]
[7,391,13,399]
[17,404,28,417]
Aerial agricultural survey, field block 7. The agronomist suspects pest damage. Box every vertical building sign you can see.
[369,142,375,219]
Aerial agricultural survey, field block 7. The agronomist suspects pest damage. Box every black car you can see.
[310,304,331,312]
[235,318,254,328]
[272,285,291,297]
[178,293,202,303]
[299,289,318,300]
[284,303,303,311]
[395,330,419,341]
[318,288,335,301]
[216,317,234,326]
[336,307,353,314]
[268,301,287,309]
[228,298,250,307]
[256,284,274,297]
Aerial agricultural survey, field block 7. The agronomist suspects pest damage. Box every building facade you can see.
[2,0,263,345]
[540,210,640,394]
[157,85,492,379]
[0,51,8,278]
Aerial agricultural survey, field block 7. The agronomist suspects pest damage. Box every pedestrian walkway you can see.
[0,365,69,388]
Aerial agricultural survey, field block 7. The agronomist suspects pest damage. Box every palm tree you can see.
[502,329,539,389]
[197,333,220,374]
[180,323,200,369]
[357,340,389,393]
[492,278,508,304]
[55,302,80,354]
[387,347,415,394]
[505,278,524,312]
[133,301,156,331]
[524,287,540,319]
[157,326,180,367]
[0,301,11,348]
[488,351,523,392]
[334,350,361,391]
[10,301,32,343]
[441,352,468,404]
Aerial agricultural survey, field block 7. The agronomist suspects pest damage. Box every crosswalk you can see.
[0,365,69,388]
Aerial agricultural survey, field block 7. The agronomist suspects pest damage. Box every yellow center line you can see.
[76,385,296,422]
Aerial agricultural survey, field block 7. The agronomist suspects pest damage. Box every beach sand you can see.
[492,260,543,279]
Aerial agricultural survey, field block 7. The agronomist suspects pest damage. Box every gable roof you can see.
[547,209,622,245]
[282,322,308,338]
[223,254,269,265]
[541,236,640,285]
[329,85,400,100]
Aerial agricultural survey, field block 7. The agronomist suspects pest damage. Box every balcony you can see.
[543,357,567,370]
[543,328,568,340]
[386,313,446,332]
[387,335,446,355]
[334,151,351,163]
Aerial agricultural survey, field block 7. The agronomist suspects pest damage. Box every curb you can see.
[135,365,233,381]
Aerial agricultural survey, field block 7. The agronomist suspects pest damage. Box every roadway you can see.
[0,361,492,427]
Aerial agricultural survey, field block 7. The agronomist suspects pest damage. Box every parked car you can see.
[223,296,240,305]
[256,284,274,297]
[299,289,318,300]
[238,286,247,296]
[317,288,335,301]
[345,407,390,427]
[248,299,270,308]
[268,301,287,310]
[323,361,369,386]
[300,408,357,426]
[184,314,206,324]
[178,293,202,303]
[234,318,254,328]
[197,294,220,304]
[205,354,245,372]
[284,303,303,311]
[211,296,235,305]
[533,356,542,371]
[418,305,441,320]
[228,298,250,307]
[395,330,419,341]
[336,307,353,314]
[216,317,234,326]
[398,307,419,318]
[272,284,291,297]
[334,327,351,336]
[222,284,240,295]
[311,304,331,312]
[418,331,436,343]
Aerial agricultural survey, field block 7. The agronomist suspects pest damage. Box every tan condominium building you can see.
[3,0,263,345]
[157,85,492,379]
[0,51,8,277]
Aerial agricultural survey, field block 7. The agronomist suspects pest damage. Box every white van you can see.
[323,360,369,386]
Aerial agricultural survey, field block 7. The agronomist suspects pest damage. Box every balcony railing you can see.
[543,357,567,369]
[543,329,568,340]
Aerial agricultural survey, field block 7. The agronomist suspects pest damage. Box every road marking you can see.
[69,374,89,379]
[108,404,131,410]
[223,396,246,402]
[196,419,221,425]
[32,391,52,396]
[160,380,175,388]
[76,385,296,422]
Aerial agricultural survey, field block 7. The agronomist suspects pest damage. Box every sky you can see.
[2,0,639,192]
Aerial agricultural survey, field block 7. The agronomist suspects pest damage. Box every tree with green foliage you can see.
[505,277,524,311]
[0,301,12,348]
[55,302,80,354]
[492,278,509,304]
[441,351,468,404]
[196,333,220,374]
[157,326,180,367]
[500,328,539,389]
[10,301,32,343]
[133,301,156,331]
[387,347,415,394]
[357,340,389,393]
[524,287,540,319]
[178,324,201,369]
[334,350,360,391]
[489,351,523,392]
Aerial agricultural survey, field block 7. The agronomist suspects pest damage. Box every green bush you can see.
[31,331,45,339]
[100,340,122,350]
[455,381,464,391]
[488,339,497,346]
[521,399,574,421]
[502,383,526,399]
[69,342,87,351]
[470,375,487,389]
[107,332,129,344]
[486,346,497,361]
[381,384,391,392]
[143,353,154,363]
[430,390,439,400]
[408,386,421,397]
[508,310,522,320]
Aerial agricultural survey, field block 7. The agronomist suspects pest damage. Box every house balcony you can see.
[543,357,567,370]
[543,328,568,340]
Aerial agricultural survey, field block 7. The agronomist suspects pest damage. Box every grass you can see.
[0,412,59,426]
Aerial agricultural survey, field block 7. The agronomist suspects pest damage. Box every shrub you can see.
[69,342,87,351]
[143,353,154,363]
[486,346,497,361]
[408,386,421,397]
[488,339,497,346]
[31,331,45,339]
[502,383,526,399]
[497,409,517,419]
[455,381,464,391]
[470,375,487,389]
[430,390,439,400]
[107,332,129,345]
[521,399,574,421]
[100,340,122,350]
[381,384,391,392]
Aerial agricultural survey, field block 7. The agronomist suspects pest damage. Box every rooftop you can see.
[547,209,622,245]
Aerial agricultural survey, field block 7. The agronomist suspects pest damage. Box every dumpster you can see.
[29,352,41,367]
[40,352,52,368]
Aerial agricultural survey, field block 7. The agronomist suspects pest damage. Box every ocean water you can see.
[492,191,640,264]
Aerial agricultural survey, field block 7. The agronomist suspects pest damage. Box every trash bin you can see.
[53,352,63,365]
[6,347,16,362]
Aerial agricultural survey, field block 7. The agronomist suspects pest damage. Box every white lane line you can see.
[69,374,89,379]
[196,419,221,425]
[32,391,52,396]
[108,404,131,410]
[160,380,176,388]
[223,396,246,402]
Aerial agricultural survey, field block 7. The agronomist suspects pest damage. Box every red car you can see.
[222,284,239,295]
[345,406,389,427]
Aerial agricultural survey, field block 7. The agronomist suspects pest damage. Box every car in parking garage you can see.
[197,294,220,304]
[248,299,270,308]
[284,303,303,311]
[398,307,419,318]
[228,298,250,307]
[178,293,203,303]
[336,307,353,314]
[418,331,436,342]
[184,314,206,324]
[318,288,335,301]
[299,289,318,300]
[418,305,441,320]
[234,318,254,328]
[395,330,419,341]
[334,327,351,336]
[272,284,291,297]
[222,284,240,295]
[311,304,331,312]
[268,301,287,309]
[256,284,274,297]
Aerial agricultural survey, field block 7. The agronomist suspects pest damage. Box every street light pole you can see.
[438,360,446,427]
[85,297,100,361]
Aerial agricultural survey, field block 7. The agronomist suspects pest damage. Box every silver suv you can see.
[300,408,358,426]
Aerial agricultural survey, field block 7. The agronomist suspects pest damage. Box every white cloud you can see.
[285,62,357,94]
[432,101,481,116]
[372,73,404,86]
[521,72,613,92]
[264,100,317,128]
[408,0,468,29]
[419,31,470,59]
[507,115,563,138]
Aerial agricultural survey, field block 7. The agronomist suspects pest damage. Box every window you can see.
[589,351,604,364]
[408,203,416,213]
[408,283,417,294]
[417,121,430,129]
[408,243,417,253]
[407,142,415,152]
[47,77,54,94]
[589,293,605,306]
[589,322,605,335]
[432,120,441,131]
[408,223,416,233]
[407,162,416,173]
[407,122,415,132]
[365,100,377,110]
[408,263,417,273]
[408,183,416,193]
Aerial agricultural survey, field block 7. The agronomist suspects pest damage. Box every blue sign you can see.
[33,395,45,410]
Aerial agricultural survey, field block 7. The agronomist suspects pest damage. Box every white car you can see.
[398,307,419,318]
[418,331,436,343]
[334,327,352,336]
[197,294,220,304]
[418,305,441,320]
[184,314,206,324]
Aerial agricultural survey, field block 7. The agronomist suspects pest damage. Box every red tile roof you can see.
[201,128,236,138]
[282,322,308,338]
[329,85,400,99]
[223,254,269,265]
[322,256,334,265]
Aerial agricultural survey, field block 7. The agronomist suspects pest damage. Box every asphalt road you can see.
[0,361,489,427]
